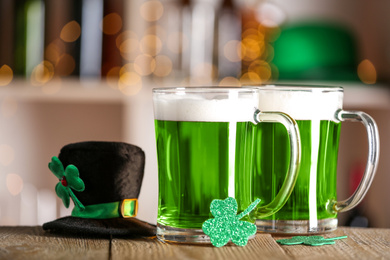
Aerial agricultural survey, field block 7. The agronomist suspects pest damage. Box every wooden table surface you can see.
[1,226,390,260]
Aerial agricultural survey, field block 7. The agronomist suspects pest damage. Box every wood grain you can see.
[0,226,110,260]
[111,234,288,260]
[1,227,390,259]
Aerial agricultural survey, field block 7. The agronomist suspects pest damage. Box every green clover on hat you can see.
[49,156,85,210]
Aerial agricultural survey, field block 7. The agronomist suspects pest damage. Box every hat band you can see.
[71,199,138,219]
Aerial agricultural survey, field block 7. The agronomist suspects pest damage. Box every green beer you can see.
[153,89,260,231]
[248,120,341,221]
[154,87,301,242]
[253,85,381,234]
[155,120,257,229]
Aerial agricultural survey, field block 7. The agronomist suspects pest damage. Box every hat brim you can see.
[42,217,156,238]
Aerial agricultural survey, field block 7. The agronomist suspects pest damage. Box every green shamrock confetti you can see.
[276,235,348,246]
[49,156,85,210]
[202,197,260,247]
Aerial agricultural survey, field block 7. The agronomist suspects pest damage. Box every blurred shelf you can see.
[0,79,389,110]
[0,79,125,104]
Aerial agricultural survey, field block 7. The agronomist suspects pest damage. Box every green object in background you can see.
[272,22,359,81]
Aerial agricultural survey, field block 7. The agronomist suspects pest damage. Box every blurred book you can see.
[12,0,45,77]
[189,0,219,84]
[80,0,103,79]
[101,0,124,77]
[217,0,242,79]
[0,0,15,70]
[45,0,81,77]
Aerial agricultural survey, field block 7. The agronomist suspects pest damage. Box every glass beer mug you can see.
[252,85,379,234]
[153,87,301,243]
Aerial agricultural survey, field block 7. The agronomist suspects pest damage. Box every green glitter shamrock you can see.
[202,197,260,247]
[49,156,85,210]
[276,235,348,246]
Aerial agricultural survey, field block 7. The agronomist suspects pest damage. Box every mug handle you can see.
[253,109,301,217]
[331,110,380,213]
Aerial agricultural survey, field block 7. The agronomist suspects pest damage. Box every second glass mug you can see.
[251,85,379,234]
[152,87,301,243]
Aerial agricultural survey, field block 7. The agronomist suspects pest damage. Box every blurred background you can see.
[0,0,389,228]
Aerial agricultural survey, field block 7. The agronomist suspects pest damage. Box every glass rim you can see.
[153,84,344,94]
[246,84,344,93]
[152,86,257,94]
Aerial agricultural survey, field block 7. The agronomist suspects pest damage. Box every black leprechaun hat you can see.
[42,141,155,237]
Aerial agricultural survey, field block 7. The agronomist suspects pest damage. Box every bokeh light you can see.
[140,34,162,56]
[241,36,264,62]
[119,38,139,61]
[153,55,172,77]
[263,43,275,62]
[248,60,272,82]
[140,0,164,22]
[239,7,279,84]
[45,40,66,64]
[120,63,135,76]
[118,70,143,96]
[117,30,139,61]
[60,21,81,42]
[116,30,138,50]
[358,59,377,84]
[55,54,76,76]
[134,54,156,76]
[255,2,286,28]
[240,71,261,83]
[219,77,241,86]
[241,28,262,39]
[7,173,23,196]
[0,65,13,86]
[30,61,54,86]
[101,13,122,35]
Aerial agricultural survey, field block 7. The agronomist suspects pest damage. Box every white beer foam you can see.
[258,89,343,120]
[154,88,343,122]
[153,95,257,122]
